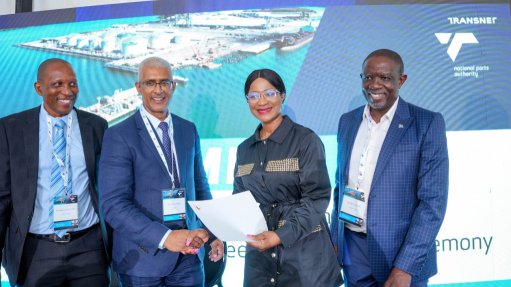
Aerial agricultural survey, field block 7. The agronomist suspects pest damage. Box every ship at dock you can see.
[79,76,188,125]
[276,25,315,52]
[79,88,141,125]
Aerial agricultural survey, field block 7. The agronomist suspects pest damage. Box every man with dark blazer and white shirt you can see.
[0,58,110,286]
[99,57,223,287]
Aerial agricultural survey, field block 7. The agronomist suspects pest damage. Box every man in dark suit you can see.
[331,49,449,287]
[99,57,223,287]
[0,58,110,286]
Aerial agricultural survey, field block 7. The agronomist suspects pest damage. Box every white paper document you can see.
[188,191,267,242]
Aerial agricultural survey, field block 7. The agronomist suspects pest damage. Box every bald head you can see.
[363,49,404,75]
[138,57,172,81]
[34,58,78,118]
[37,58,73,82]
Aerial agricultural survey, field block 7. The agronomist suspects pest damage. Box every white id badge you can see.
[339,186,366,227]
[53,195,79,230]
[162,188,186,223]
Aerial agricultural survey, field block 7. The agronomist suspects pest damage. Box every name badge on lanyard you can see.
[162,188,186,223]
[339,186,366,227]
[54,195,79,230]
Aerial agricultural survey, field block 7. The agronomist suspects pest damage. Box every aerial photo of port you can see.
[11,7,323,137]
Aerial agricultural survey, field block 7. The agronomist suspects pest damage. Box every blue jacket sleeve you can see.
[393,113,449,275]
[193,126,212,201]
[330,122,342,247]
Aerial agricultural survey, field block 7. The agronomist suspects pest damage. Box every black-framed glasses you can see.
[141,79,174,90]
[246,89,280,102]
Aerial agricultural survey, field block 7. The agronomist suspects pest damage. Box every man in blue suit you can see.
[331,49,449,287]
[99,57,223,287]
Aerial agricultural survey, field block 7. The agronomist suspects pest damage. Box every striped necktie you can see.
[49,119,72,236]
[158,121,180,188]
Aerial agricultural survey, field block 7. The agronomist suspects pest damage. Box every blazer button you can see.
[270,278,275,284]
[271,252,276,258]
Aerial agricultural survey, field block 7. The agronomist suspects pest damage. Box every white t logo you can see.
[435,33,479,62]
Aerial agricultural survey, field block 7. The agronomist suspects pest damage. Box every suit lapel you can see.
[343,108,364,179]
[76,110,95,186]
[136,111,173,183]
[23,108,41,211]
[171,116,188,188]
[371,99,413,186]
[171,117,191,228]
[76,110,100,212]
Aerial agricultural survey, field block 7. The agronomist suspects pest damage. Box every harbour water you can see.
[0,17,155,115]
[0,15,311,138]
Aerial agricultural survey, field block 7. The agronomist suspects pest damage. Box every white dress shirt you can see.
[346,97,399,233]
[30,105,98,234]
[139,106,177,249]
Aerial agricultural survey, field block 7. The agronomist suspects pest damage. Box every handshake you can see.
[163,228,224,262]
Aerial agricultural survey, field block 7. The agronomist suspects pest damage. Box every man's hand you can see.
[208,239,224,262]
[163,229,209,255]
[383,267,412,287]
[186,228,209,250]
[164,229,193,253]
[247,231,281,252]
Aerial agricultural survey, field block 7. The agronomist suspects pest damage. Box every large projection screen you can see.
[1,0,510,286]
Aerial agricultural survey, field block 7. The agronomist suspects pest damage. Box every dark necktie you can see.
[158,122,181,188]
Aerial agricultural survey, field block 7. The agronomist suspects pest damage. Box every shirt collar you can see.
[140,105,171,130]
[363,96,400,124]
[39,104,76,126]
[251,115,293,145]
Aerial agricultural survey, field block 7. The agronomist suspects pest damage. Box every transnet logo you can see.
[435,33,478,62]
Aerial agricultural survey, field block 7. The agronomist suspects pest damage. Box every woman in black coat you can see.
[233,69,342,287]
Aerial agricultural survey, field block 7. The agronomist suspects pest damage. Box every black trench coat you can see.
[233,116,342,287]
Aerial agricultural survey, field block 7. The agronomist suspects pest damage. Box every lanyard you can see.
[46,113,73,194]
[140,109,180,188]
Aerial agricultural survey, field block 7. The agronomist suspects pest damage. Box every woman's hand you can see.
[247,231,282,252]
